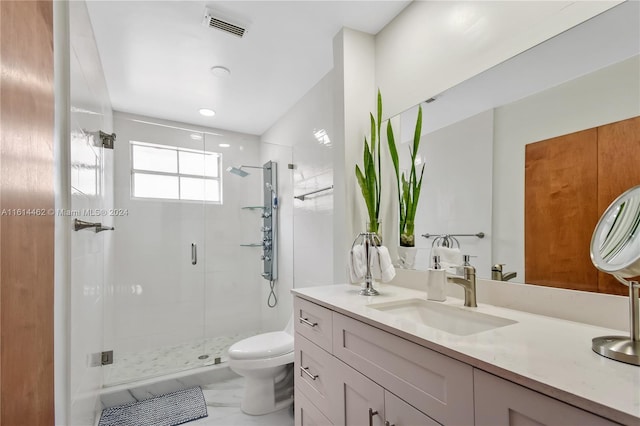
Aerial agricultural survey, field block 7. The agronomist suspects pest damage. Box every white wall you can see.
[110,113,263,357]
[261,71,335,326]
[68,1,114,423]
[399,109,493,274]
[493,55,640,282]
[332,28,377,283]
[375,1,621,119]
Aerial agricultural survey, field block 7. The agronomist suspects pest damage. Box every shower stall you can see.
[103,116,271,386]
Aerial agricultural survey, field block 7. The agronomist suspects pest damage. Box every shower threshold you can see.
[103,332,257,387]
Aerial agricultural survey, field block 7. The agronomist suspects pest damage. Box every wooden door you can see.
[525,129,599,291]
[331,358,384,426]
[597,116,640,295]
[0,0,55,424]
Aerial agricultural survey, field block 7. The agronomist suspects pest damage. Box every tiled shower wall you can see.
[260,70,335,331]
[69,1,113,423]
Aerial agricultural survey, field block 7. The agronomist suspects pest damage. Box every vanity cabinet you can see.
[294,296,456,425]
[473,369,617,426]
[295,391,333,426]
[331,357,385,425]
[332,312,474,425]
[294,295,621,426]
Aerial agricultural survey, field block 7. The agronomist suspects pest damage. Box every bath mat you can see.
[98,386,208,426]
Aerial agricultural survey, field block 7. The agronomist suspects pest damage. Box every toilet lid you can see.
[228,331,294,360]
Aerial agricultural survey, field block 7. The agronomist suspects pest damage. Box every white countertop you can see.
[292,283,640,425]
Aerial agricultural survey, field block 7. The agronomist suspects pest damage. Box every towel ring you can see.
[431,234,460,249]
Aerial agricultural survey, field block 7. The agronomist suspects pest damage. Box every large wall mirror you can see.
[394,1,640,294]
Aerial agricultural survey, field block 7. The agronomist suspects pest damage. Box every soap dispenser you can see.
[426,255,447,301]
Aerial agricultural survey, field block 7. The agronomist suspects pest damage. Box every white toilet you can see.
[228,317,294,415]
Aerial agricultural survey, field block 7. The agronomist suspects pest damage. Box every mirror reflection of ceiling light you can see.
[199,108,216,117]
[211,66,231,78]
[313,128,332,146]
[219,143,230,148]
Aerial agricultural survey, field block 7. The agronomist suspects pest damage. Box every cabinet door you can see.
[332,358,385,426]
[296,390,334,426]
[474,369,617,426]
[332,313,473,425]
[384,391,440,426]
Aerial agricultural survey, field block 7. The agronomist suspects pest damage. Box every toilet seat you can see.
[228,331,293,360]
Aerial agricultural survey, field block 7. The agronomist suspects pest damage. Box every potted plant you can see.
[387,105,424,254]
[355,91,384,237]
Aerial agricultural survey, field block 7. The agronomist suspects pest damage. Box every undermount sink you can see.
[367,298,517,336]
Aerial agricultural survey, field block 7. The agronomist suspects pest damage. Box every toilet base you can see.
[233,363,294,416]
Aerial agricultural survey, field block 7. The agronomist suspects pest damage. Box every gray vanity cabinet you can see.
[294,296,459,425]
[293,295,623,426]
[331,357,385,425]
[473,370,618,426]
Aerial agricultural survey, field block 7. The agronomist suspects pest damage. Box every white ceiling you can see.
[86,0,410,135]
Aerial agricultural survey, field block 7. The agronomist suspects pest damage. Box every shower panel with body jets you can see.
[228,161,278,307]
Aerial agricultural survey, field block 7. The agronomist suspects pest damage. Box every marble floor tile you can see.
[191,376,294,426]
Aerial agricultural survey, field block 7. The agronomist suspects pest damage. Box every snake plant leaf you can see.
[355,165,375,222]
[407,163,425,225]
[412,106,423,159]
[370,113,376,161]
[387,121,400,182]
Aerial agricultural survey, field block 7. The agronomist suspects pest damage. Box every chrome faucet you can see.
[447,258,477,307]
[491,264,517,282]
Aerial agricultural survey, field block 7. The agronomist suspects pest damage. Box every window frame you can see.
[129,140,223,204]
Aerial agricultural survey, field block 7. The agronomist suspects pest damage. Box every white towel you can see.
[432,246,463,273]
[370,246,396,283]
[348,244,367,283]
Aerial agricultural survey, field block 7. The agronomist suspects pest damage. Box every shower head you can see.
[226,164,271,177]
[226,166,249,177]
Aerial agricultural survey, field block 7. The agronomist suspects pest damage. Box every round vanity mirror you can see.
[590,185,640,366]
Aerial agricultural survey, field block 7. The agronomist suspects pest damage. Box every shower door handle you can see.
[191,243,197,265]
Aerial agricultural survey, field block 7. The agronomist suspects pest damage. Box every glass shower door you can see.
[103,118,207,386]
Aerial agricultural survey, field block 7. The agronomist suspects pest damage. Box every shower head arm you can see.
[240,165,270,170]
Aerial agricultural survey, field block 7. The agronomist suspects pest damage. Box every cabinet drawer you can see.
[295,390,334,426]
[332,312,474,426]
[385,390,440,426]
[474,369,618,426]
[294,297,333,352]
[295,333,335,418]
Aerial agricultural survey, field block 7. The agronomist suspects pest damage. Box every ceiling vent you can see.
[203,8,247,38]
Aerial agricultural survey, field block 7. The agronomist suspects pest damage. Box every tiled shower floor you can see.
[104,332,257,386]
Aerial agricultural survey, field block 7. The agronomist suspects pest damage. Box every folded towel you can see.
[370,246,396,283]
[432,246,463,273]
[348,244,366,283]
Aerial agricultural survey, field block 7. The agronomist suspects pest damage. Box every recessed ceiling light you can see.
[199,108,216,117]
[210,66,231,78]
[190,133,203,140]
[219,143,230,148]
